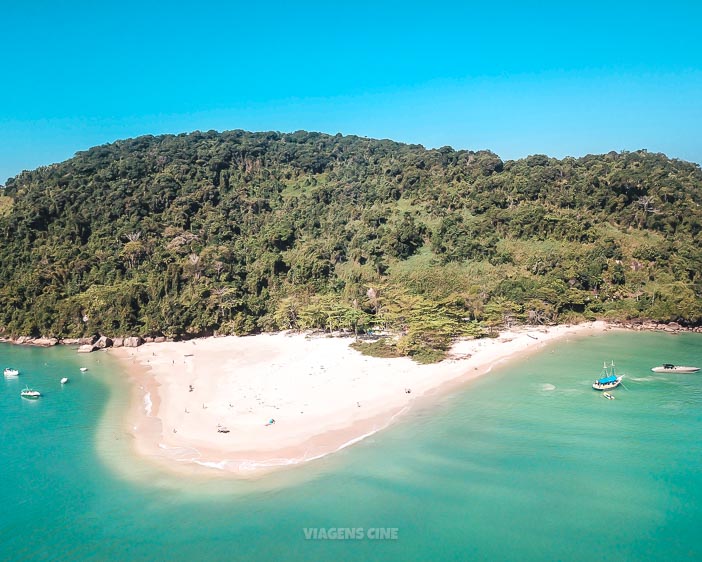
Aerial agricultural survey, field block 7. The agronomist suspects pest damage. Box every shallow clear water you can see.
[1,331,701,561]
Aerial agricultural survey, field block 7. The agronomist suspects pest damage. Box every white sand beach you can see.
[111,322,607,477]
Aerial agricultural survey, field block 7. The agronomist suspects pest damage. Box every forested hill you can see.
[1,130,701,360]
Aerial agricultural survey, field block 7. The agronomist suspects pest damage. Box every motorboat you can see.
[592,361,623,390]
[61,377,69,384]
[603,392,615,400]
[651,364,699,374]
[80,367,88,372]
[4,368,19,377]
[20,387,41,399]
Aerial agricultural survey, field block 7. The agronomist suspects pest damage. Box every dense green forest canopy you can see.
[1,130,701,360]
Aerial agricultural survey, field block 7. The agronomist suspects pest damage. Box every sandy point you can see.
[109,322,607,477]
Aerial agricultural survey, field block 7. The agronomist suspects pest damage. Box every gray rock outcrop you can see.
[124,336,144,347]
[94,336,113,349]
[32,337,59,346]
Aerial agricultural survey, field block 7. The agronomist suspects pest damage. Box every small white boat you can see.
[20,386,41,399]
[651,364,700,374]
[61,377,69,384]
[592,361,623,390]
[80,367,88,372]
[603,392,615,400]
[4,368,19,377]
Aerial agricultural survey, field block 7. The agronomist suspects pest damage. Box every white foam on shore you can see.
[302,427,381,464]
[209,406,413,474]
[188,426,389,474]
[143,392,152,416]
[149,413,406,475]
[194,460,230,470]
[158,443,203,463]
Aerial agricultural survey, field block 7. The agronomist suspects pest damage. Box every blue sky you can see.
[2,0,701,183]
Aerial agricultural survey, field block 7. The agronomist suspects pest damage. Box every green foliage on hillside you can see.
[1,130,701,360]
[0,195,12,216]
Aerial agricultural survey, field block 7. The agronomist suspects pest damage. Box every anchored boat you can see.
[4,368,19,377]
[651,364,700,374]
[20,386,41,399]
[592,361,623,391]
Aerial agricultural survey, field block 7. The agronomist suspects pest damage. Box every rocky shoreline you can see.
[0,334,167,350]
[1,320,700,352]
[609,320,702,333]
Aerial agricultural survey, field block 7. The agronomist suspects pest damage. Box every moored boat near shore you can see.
[4,368,19,377]
[651,364,700,373]
[592,361,623,390]
[20,386,41,399]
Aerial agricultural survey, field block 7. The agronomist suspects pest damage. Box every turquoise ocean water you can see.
[1,331,701,561]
